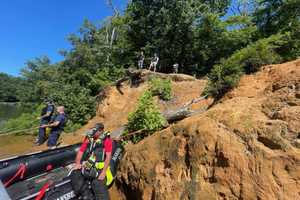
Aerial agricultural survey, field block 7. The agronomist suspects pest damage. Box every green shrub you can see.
[49,83,96,125]
[64,122,82,133]
[149,78,172,101]
[205,34,288,98]
[1,103,82,135]
[230,34,284,73]
[204,63,242,99]
[1,104,41,135]
[126,91,166,141]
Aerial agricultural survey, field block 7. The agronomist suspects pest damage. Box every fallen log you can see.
[111,95,209,139]
[162,95,208,123]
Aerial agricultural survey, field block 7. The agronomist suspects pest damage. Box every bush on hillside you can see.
[149,78,172,101]
[49,83,96,125]
[126,91,166,142]
[235,34,284,73]
[1,104,41,135]
[204,34,288,98]
[64,122,82,133]
[204,63,242,99]
[1,103,83,135]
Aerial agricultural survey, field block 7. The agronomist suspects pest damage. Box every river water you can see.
[0,103,36,158]
[0,102,23,129]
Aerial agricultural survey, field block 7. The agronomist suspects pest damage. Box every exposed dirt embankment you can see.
[0,72,208,158]
[1,60,300,199]
[113,60,300,200]
[62,72,209,144]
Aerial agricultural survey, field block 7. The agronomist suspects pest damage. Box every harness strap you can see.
[4,163,26,187]
[35,182,50,200]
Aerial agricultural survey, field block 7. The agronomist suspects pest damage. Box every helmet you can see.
[86,123,104,137]
[94,123,104,132]
[44,97,53,104]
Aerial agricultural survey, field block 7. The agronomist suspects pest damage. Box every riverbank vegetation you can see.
[1,0,299,134]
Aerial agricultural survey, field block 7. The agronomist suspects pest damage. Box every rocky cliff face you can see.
[113,60,300,200]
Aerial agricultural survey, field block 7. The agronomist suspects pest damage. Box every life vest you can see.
[82,132,114,186]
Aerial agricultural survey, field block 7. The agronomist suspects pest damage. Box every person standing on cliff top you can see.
[173,63,179,73]
[149,53,159,72]
[138,51,145,69]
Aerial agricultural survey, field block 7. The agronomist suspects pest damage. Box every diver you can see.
[36,98,55,145]
[70,123,113,200]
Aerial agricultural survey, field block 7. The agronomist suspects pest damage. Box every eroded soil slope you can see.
[0,72,208,157]
[114,60,300,200]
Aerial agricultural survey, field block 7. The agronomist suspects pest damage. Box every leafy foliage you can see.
[2,104,41,135]
[253,0,300,60]
[193,13,257,74]
[124,0,198,72]
[205,33,288,98]
[149,78,172,101]
[1,103,83,135]
[3,0,300,133]
[13,19,125,127]
[49,83,96,125]
[0,73,24,102]
[204,62,242,99]
[126,91,166,135]
[254,0,300,36]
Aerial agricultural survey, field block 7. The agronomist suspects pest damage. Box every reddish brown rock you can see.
[113,60,300,200]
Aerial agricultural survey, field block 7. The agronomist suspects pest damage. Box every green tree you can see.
[254,0,300,36]
[49,83,96,125]
[205,33,288,98]
[149,78,172,101]
[253,0,300,60]
[127,91,166,133]
[19,56,59,102]
[193,13,257,74]
[125,0,197,71]
[0,73,23,102]
[61,19,125,96]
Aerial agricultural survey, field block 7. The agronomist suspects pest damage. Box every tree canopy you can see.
[3,0,299,127]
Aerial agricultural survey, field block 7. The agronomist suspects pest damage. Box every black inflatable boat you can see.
[0,141,124,200]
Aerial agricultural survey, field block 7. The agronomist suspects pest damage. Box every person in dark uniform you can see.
[36,99,55,145]
[40,106,66,149]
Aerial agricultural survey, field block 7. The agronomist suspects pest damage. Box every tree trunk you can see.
[111,96,209,139]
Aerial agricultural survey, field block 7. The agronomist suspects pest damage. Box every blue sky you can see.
[0,0,127,76]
